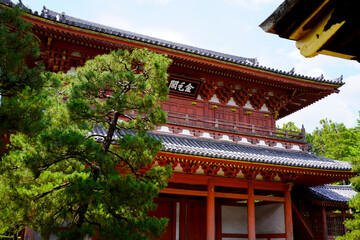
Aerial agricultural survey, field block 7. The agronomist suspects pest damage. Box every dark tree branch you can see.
[102,112,120,152]
[107,207,128,223]
[32,182,70,200]
[85,134,106,141]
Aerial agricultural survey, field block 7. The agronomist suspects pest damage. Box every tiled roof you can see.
[0,0,344,86]
[307,185,357,203]
[89,126,352,171]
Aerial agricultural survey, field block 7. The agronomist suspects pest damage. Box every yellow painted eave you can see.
[295,9,345,58]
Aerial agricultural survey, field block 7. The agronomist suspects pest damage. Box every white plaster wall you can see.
[221,206,248,234]
[255,203,285,234]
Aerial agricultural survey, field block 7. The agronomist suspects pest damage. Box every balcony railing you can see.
[166,111,306,141]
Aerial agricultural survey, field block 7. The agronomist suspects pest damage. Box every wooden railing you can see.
[166,111,306,141]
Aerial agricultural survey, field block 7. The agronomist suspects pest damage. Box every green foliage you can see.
[278,121,301,133]
[281,117,360,240]
[307,119,358,161]
[0,26,172,239]
[281,118,360,240]
[0,5,59,237]
[0,5,59,152]
[336,115,360,240]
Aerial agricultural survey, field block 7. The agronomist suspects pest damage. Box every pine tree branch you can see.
[85,134,106,141]
[107,207,128,223]
[32,182,70,200]
[107,149,151,181]
[84,217,102,229]
[107,149,136,173]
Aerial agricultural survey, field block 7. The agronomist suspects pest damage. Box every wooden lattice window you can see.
[327,213,345,236]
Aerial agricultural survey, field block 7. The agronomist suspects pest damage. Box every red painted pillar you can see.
[23,227,36,240]
[247,182,256,240]
[342,208,347,234]
[215,199,222,240]
[179,197,186,240]
[284,185,294,240]
[322,206,328,240]
[207,178,215,240]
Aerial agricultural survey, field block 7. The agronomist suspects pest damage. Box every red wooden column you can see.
[207,178,215,240]
[179,197,186,240]
[342,208,347,234]
[322,206,328,240]
[247,182,256,240]
[284,185,294,240]
[215,199,222,240]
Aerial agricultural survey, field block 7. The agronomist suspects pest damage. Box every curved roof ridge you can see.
[0,0,344,86]
[319,184,354,189]
[40,5,258,65]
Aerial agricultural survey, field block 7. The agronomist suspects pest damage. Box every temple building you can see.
[1,0,357,239]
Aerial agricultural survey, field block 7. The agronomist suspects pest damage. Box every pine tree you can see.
[1,48,172,239]
[0,4,58,156]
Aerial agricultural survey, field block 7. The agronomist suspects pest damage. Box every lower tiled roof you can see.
[307,185,357,203]
[89,126,352,171]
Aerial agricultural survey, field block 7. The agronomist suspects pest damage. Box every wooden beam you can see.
[160,188,207,196]
[207,178,215,240]
[289,0,330,40]
[247,182,256,240]
[296,9,345,58]
[214,192,248,200]
[214,177,248,189]
[169,173,287,191]
[254,195,285,202]
[168,173,208,185]
[162,186,281,202]
[291,202,314,240]
[253,181,286,191]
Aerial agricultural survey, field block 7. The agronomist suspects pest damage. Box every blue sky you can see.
[22,0,360,132]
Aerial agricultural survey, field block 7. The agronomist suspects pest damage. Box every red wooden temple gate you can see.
[2,1,355,239]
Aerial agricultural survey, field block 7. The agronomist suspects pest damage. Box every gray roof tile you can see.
[307,185,357,203]
[89,126,352,171]
[0,0,343,85]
